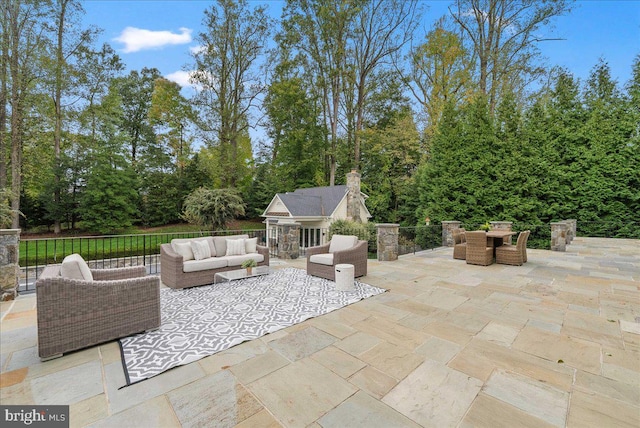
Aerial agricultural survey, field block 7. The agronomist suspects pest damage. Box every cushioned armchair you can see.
[36,254,161,360]
[453,228,467,260]
[306,235,368,281]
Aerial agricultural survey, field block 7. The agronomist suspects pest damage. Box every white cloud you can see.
[165,70,194,87]
[114,27,192,53]
[189,45,206,55]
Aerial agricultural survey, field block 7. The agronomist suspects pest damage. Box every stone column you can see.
[441,221,461,247]
[376,224,399,261]
[0,229,21,301]
[550,222,568,251]
[277,221,300,259]
[490,221,513,244]
[565,219,577,244]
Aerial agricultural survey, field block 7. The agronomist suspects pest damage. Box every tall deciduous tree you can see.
[190,0,271,188]
[2,0,49,228]
[449,0,573,112]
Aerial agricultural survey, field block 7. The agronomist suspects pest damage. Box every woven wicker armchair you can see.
[36,262,161,360]
[522,230,530,262]
[495,231,527,266]
[465,231,494,266]
[453,228,467,260]
[306,235,368,281]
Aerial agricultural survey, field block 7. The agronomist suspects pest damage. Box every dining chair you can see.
[496,231,527,266]
[522,230,530,262]
[465,231,494,266]
[453,228,467,260]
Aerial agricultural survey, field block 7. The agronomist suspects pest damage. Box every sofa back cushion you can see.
[60,253,93,281]
[226,238,247,256]
[171,237,216,257]
[213,234,249,257]
[173,242,195,261]
[329,235,358,253]
[244,237,258,253]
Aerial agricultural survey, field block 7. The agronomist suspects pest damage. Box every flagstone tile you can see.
[5,346,39,372]
[415,337,461,363]
[483,369,569,427]
[0,376,33,404]
[557,290,599,308]
[30,360,103,405]
[385,299,442,318]
[526,319,562,334]
[421,321,474,346]
[475,322,520,346]
[0,367,27,388]
[561,310,623,347]
[574,369,640,406]
[359,341,424,381]
[383,359,482,427]
[414,287,469,310]
[307,316,357,339]
[25,347,101,380]
[448,338,574,391]
[319,306,369,325]
[353,316,430,350]
[167,370,263,427]
[230,350,289,384]
[234,409,282,428]
[91,395,181,428]
[319,390,421,428]
[502,301,565,325]
[460,393,555,428]
[348,366,397,399]
[199,338,269,374]
[335,332,382,356]
[98,342,122,366]
[268,326,335,361]
[441,311,491,334]
[0,326,37,354]
[310,346,366,378]
[104,360,206,414]
[567,389,640,428]
[70,393,109,428]
[512,327,601,375]
[247,358,357,428]
[351,300,412,321]
[620,319,640,335]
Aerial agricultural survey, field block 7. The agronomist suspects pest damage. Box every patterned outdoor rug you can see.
[119,267,386,385]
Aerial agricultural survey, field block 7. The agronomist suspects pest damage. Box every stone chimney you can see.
[346,169,361,222]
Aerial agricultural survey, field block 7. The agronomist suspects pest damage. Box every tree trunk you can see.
[53,0,67,234]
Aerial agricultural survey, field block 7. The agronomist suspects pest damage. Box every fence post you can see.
[441,221,461,247]
[277,221,300,259]
[550,222,568,251]
[376,224,399,261]
[565,219,577,244]
[0,229,21,301]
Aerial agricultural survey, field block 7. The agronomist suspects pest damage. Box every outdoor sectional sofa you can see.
[160,234,269,289]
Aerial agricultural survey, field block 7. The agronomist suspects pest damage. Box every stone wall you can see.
[376,224,399,261]
[277,222,300,259]
[0,229,20,301]
[551,222,568,251]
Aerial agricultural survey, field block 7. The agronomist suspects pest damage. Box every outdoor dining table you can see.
[485,230,517,254]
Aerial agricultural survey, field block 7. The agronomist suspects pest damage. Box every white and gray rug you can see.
[119,267,386,384]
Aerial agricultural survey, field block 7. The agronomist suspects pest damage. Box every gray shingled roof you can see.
[277,185,348,217]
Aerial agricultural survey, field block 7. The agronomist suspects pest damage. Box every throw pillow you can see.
[244,237,258,253]
[191,240,211,261]
[173,242,194,261]
[226,239,246,256]
[60,253,94,281]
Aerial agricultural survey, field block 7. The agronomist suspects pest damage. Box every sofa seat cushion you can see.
[224,253,264,267]
[60,253,93,281]
[183,257,228,273]
[309,253,334,266]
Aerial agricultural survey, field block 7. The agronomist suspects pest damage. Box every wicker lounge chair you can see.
[522,230,530,262]
[306,235,368,281]
[496,231,527,266]
[36,255,161,360]
[453,228,467,260]
[465,231,494,266]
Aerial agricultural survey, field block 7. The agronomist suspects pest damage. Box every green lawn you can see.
[20,221,266,266]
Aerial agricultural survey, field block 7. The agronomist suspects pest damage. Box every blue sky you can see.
[83,0,639,89]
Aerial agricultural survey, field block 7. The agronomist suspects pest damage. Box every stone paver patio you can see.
[1,237,639,427]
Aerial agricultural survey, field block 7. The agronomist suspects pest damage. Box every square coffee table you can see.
[214,266,271,284]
